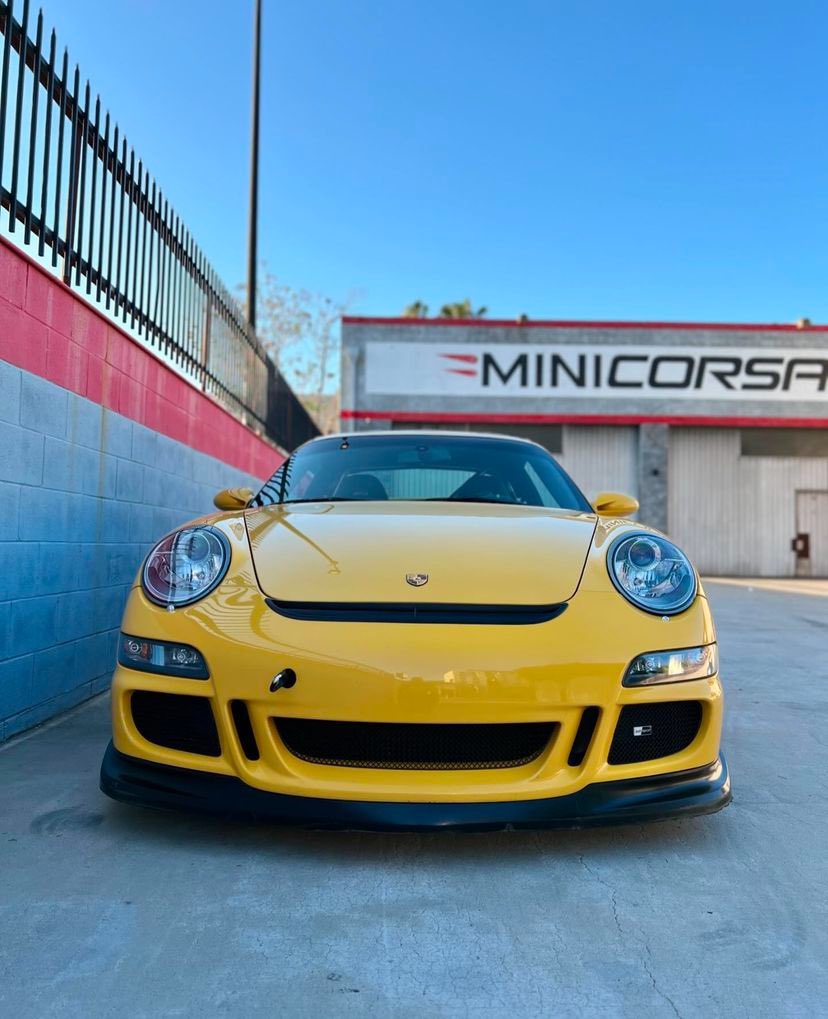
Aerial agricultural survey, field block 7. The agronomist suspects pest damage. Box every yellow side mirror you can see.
[213,487,255,511]
[592,491,639,518]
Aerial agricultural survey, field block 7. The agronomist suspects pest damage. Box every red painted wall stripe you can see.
[340,408,828,429]
[0,237,283,479]
[342,315,828,332]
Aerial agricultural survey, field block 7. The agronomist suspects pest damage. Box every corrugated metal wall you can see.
[669,428,828,576]
[379,469,471,499]
[558,426,638,505]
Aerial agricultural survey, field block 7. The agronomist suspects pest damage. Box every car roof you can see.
[303,429,546,450]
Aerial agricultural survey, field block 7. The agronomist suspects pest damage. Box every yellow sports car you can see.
[100,431,730,829]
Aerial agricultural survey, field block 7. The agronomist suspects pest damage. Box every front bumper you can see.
[100,741,731,831]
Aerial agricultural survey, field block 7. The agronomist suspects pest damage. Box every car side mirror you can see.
[592,491,639,518]
[213,487,254,511]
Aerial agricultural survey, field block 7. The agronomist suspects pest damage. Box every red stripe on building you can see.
[342,315,828,332]
[0,237,282,479]
[340,408,828,428]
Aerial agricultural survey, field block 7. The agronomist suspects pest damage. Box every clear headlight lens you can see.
[608,532,697,615]
[118,633,209,679]
[624,644,718,686]
[142,526,230,607]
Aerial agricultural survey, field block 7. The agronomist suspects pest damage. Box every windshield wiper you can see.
[425,497,519,505]
[281,497,363,505]
[279,497,523,506]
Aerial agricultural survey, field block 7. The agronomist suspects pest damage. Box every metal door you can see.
[794,491,828,577]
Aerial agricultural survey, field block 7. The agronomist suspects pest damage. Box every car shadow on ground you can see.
[97,795,733,863]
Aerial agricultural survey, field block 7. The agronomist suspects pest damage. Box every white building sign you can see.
[364,342,828,403]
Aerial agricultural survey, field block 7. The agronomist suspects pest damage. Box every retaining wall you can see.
[0,238,282,740]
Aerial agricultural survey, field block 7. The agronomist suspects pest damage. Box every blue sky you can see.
[46,0,828,323]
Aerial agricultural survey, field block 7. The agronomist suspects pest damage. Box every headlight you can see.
[142,526,230,607]
[607,532,697,615]
[624,644,718,686]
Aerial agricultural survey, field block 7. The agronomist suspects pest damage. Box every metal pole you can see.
[246,0,261,330]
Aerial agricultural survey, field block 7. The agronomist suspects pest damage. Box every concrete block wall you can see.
[0,237,283,742]
[0,361,260,741]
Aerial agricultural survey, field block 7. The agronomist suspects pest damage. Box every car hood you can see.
[245,502,597,605]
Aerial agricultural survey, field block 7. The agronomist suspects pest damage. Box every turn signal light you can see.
[118,633,209,679]
[623,644,718,687]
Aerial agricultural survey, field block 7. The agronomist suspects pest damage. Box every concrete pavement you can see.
[707,577,828,598]
[1,582,826,1018]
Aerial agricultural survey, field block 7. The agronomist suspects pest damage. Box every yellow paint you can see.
[213,487,254,511]
[592,491,639,517]
[111,503,723,804]
[246,502,598,604]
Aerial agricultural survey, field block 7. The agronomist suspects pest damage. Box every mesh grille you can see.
[275,718,556,770]
[131,691,221,757]
[609,702,702,765]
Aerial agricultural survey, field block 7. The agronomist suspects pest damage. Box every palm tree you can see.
[438,299,487,319]
[402,300,430,318]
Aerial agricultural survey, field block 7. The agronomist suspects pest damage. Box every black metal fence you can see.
[0,0,318,449]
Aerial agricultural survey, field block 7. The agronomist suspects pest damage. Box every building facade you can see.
[341,317,828,577]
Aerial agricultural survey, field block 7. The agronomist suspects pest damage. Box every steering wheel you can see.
[450,471,511,502]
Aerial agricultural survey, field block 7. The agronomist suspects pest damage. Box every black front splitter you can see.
[100,742,731,831]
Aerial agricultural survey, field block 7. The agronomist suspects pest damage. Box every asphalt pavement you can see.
[1,581,826,1018]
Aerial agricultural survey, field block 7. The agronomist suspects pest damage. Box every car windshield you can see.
[252,434,591,511]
